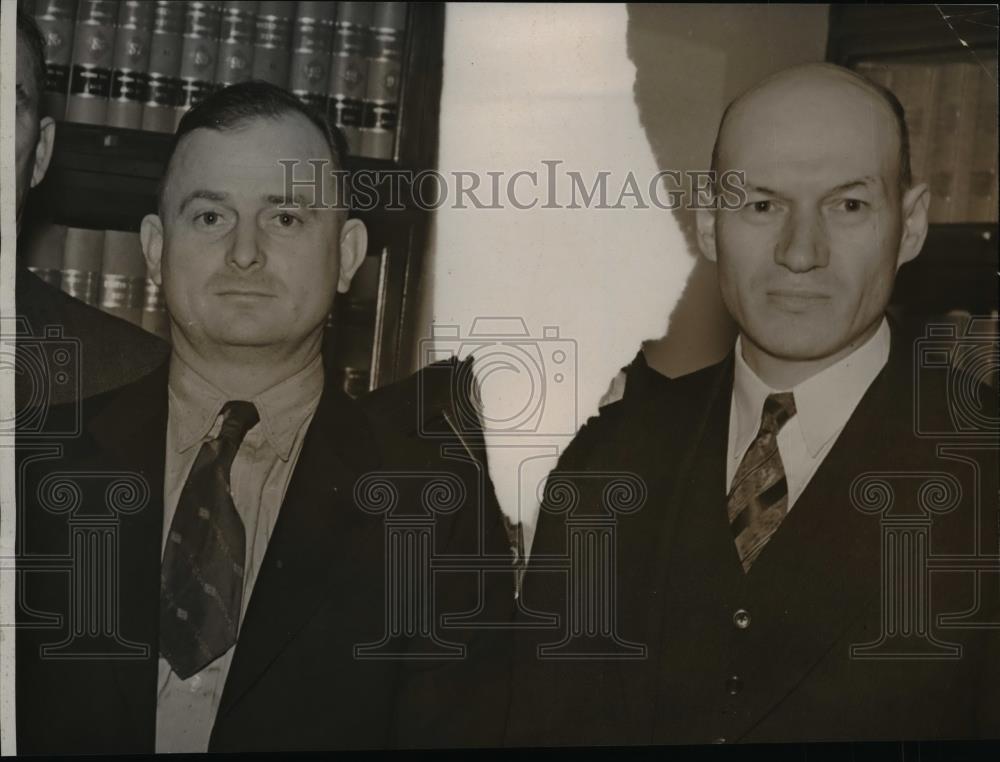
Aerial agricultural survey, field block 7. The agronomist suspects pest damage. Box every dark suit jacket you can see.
[15,265,170,407]
[16,357,515,753]
[507,324,999,745]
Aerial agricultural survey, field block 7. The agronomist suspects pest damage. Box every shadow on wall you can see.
[625,3,830,378]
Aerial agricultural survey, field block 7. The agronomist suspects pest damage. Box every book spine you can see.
[346,252,382,309]
[61,227,105,304]
[289,1,336,111]
[966,60,999,223]
[33,0,78,120]
[215,0,257,86]
[360,2,406,159]
[141,279,170,340]
[327,2,373,156]
[331,253,382,398]
[66,0,119,125]
[927,62,974,224]
[175,0,222,127]
[251,0,292,87]
[106,0,155,128]
[140,0,184,132]
[99,230,147,326]
[23,221,69,288]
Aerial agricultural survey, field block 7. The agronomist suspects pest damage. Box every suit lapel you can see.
[87,363,170,747]
[637,357,736,742]
[214,381,383,726]
[613,355,735,740]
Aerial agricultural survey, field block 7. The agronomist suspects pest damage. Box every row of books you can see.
[856,56,999,224]
[23,223,169,336]
[29,0,407,159]
[21,217,385,396]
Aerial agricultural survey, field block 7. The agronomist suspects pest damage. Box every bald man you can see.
[506,64,999,745]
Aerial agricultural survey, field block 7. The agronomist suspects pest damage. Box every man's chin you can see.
[746,322,847,364]
[207,331,287,349]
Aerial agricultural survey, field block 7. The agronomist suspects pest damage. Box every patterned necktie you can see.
[160,400,259,679]
[727,391,797,572]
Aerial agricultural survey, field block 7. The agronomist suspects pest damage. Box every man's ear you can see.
[30,117,55,189]
[140,213,165,285]
[896,181,929,269]
[695,208,718,263]
[337,218,368,293]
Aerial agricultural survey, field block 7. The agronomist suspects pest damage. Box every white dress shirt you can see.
[726,318,891,508]
[155,353,324,753]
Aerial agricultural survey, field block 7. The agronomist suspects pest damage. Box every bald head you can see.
[696,61,930,390]
[711,63,912,192]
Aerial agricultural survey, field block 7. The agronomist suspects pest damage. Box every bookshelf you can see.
[827,4,999,317]
[24,1,444,397]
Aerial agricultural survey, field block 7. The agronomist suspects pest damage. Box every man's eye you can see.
[195,211,220,226]
[276,213,301,227]
[839,198,867,212]
[750,200,774,213]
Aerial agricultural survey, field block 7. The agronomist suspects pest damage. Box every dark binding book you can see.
[98,230,147,326]
[251,0,292,87]
[106,0,155,128]
[360,2,406,159]
[66,0,119,124]
[142,276,170,340]
[60,226,105,305]
[327,1,372,156]
[215,0,257,86]
[289,1,336,111]
[175,0,223,127]
[33,0,78,120]
[22,219,69,288]
[141,0,184,132]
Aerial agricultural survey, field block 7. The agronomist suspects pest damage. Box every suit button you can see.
[726,675,743,695]
[733,608,750,629]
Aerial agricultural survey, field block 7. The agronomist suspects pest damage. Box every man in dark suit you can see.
[16,81,514,753]
[507,63,999,745]
[13,8,169,407]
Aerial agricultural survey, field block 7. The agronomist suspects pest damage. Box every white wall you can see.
[414,3,830,544]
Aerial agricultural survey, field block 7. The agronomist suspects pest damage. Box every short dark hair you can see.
[710,66,913,191]
[16,6,47,105]
[162,80,350,211]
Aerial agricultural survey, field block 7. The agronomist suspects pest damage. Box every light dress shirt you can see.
[725,318,891,508]
[155,353,324,752]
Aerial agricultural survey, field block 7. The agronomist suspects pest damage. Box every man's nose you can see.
[226,220,264,270]
[774,207,829,272]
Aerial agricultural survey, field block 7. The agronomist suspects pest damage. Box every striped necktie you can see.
[727,391,797,572]
[159,400,259,679]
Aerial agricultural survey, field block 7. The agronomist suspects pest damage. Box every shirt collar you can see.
[168,353,325,460]
[733,317,890,458]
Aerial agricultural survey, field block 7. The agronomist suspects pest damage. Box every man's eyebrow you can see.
[265,192,312,207]
[178,189,229,214]
[827,177,878,195]
[747,184,783,197]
